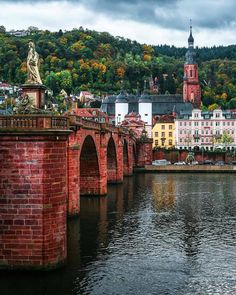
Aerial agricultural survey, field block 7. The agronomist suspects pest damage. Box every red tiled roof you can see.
[0,83,11,88]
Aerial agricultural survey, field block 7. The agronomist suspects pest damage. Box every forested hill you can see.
[1,26,236,110]
[154,44,236,61]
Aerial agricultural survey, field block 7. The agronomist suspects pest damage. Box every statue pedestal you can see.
[22,84,47,109]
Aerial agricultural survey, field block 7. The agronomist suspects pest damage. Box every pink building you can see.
[120,112,146,139]
[175,109,236,151]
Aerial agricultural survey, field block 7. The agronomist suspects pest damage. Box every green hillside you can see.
[1,27,236,109]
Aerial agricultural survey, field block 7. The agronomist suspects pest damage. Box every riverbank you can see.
[135,165,236,173]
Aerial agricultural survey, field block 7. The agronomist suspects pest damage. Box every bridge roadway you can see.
[0,114,152,270]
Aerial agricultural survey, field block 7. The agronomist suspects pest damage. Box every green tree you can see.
[58,70,73,94]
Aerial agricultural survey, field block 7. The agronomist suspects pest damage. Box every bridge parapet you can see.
[0,115,69,130]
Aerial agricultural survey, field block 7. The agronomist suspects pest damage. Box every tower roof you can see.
[138,80,151,102]
[115,90,128,103]
[185,22,196,64]
[188,25,194,45]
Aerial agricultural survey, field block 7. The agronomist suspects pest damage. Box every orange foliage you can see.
[20,62,27,73]
[143,54,152,61]
[116,67,125,77]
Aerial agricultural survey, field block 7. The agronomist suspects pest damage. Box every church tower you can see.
[183,23,201,108]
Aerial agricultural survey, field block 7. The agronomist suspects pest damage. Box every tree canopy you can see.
[1,27,236,110]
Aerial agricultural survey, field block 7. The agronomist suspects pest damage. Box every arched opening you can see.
[80,135,100,195]
[107,137,117,183]
[123,139,129,175]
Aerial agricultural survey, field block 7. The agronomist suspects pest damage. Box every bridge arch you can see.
[107,136,118,183]
[80,135,100,195]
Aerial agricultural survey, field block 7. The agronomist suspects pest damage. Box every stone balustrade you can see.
[0,115,69,130]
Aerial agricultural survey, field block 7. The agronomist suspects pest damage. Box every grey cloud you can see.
[3,0,236,31]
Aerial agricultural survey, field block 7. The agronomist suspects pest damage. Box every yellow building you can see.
[152,115,175,149]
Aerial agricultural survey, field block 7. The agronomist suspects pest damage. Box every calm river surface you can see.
[1,173,236,295]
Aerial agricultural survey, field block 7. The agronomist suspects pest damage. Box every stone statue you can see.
[26,41,42,84]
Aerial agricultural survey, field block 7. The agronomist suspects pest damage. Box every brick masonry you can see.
[0,132,70,270]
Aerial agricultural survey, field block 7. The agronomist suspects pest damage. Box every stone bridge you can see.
[0,114,152,270]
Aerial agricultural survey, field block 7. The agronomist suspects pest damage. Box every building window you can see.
[169,132,172,137]
[145,114,148,116]
[180,138,182,143]
[194,122,198,126]
[216,113,220,118]
[216,122,220,126]
[155,132,158,137]
[155,140,158,145]
[161,132,165,137]
[227,122,230,126]
[161,125,165,130]
[232,122,234,126]
[189,122,191,126]
[169,139,172,145]
[180,122,182,126]
[169,125,172,130]
[194,113,199,118]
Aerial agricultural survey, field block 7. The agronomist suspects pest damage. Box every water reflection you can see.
[152,174,176,211]
[1,174,236,295]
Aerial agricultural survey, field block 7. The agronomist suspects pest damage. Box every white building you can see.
[115,91,128,125]
[175,109,236,151]
[138,93,152,137]
[115,91,152,137]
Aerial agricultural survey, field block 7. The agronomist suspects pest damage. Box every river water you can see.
[1,173,236,295]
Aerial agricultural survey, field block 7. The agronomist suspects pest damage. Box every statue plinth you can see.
[22,84,47,109]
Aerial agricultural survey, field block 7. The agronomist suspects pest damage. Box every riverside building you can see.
[175,109,236,151]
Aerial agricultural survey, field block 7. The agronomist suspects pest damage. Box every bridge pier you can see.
[68,143,80,217]
[136,139,153,167]
[0,116,71,270]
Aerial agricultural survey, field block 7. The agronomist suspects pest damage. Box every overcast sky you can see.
[1,0,236,47]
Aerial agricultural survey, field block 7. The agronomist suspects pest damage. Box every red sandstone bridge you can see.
[0,114,152,270]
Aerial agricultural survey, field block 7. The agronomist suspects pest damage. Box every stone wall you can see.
[0,132,69,270]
